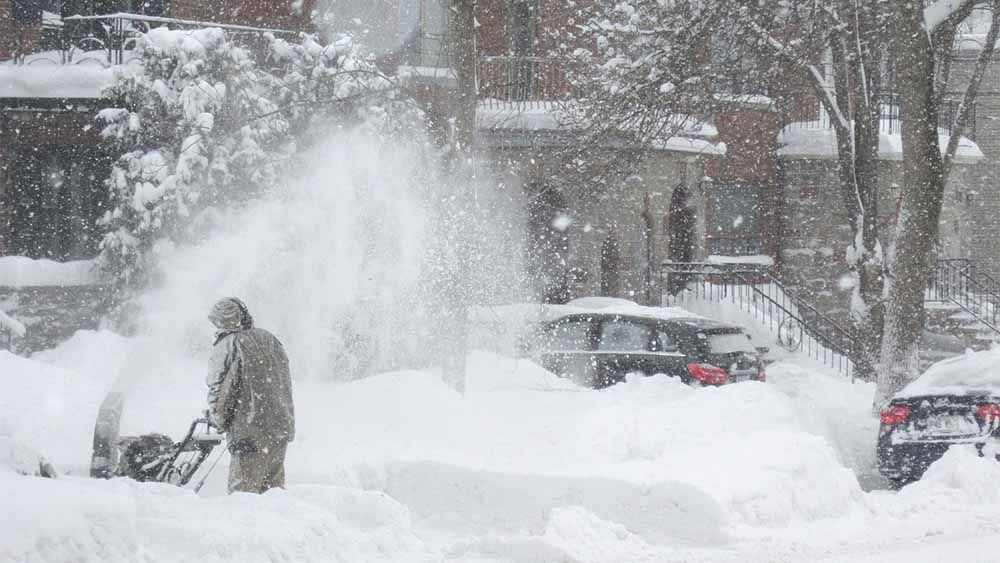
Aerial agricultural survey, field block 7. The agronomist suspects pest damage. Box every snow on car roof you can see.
[896,349,1000,398]
[548,297,737,329]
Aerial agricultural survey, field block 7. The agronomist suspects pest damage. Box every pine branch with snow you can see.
[96,28,419,288]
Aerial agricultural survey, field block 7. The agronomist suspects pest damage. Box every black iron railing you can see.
[661,261,860,379]
[927,258,1000,334]
[478,56,576,109]
[785,93,973,139]
[11,12,297,66]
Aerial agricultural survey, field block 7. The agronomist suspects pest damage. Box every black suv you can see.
[877,351,1000,488]
[528,313,765,388]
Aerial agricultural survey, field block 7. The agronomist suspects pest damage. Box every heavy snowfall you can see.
[4,0,1000,562]
[2,134,1000,562]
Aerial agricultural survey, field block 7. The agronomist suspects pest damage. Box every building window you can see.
[510,1,536,56]
[705,183,763,256]
[508,1,537,100]
[5,146,111,260]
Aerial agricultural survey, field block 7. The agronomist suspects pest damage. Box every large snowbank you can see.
[8,337,1000,560]
[0,472,429,563]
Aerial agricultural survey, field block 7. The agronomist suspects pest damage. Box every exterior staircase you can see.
[923,259,1000,367]
[661,262,862,379]
[660,258,1000,380]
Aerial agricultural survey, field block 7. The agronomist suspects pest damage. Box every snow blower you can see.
[90,392,225,490]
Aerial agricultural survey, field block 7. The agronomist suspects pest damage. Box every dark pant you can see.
[228,440,288,494]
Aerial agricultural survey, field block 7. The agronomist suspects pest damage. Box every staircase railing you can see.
[927,258,1000,335]
[660,262,861,379]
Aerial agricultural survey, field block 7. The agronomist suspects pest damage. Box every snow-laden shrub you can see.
[97,27,412,288]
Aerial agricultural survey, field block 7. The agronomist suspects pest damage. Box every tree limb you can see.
[925,0,980,33]
[943,0,1000,178]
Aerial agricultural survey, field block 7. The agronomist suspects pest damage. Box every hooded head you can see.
[208,297,255,333]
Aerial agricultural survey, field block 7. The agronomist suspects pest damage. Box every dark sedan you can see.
[877,350,1000,488]
[529,312,765,388]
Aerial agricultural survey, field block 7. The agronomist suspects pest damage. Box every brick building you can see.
[377,1,998,327]
[0,0,312,259]
[2,0,999,333]
[0,0,312,349]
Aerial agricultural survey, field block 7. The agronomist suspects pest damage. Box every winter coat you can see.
[206,326,295,448]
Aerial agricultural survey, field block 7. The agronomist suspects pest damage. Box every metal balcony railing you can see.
[478,56,576,109]
[9,12,298,67]
[784,93,974,139]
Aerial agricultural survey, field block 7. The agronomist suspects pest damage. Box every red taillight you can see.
[757,366,766,382]
[880,405,911,425]
[687,363,728,385]
[976,403,1000,421]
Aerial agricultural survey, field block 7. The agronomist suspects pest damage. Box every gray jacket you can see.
[207,327,295,446]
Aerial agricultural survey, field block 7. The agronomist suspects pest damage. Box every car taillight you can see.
[880,405,911,425]
[757,366,766,382]
[687,363,728,385]
[976,403,1000,421]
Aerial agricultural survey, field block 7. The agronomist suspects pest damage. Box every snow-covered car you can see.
[877,350,1000,488]
[529,311,765,388]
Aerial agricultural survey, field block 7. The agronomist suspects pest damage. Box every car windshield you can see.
[706,331,755,354]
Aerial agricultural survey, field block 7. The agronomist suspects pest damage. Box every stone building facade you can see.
[778,157,984,324]
[478,140,717,304]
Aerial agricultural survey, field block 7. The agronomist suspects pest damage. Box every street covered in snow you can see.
[6,341,1000,562]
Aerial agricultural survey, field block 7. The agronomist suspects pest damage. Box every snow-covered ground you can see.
[6,339,1000,562]
[5,130,1000,562]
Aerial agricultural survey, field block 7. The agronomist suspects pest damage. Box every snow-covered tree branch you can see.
[96,27,410,288]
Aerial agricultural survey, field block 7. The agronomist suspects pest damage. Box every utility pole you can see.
[450,0,478,155]
[437,0,477,393]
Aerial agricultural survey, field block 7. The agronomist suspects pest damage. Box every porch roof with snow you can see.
[777,122,985,164]
[476,101,727,156]
[0,64,117,100]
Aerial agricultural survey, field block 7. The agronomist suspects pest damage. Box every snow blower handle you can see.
[201,409,219,431]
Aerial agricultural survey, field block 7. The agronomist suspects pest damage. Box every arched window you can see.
[600,226,622,297]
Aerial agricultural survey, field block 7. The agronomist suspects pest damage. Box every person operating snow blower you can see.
[207,297,295,494]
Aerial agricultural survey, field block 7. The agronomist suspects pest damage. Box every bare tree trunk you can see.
[802,4,885,381]
[876,0,947,407]
[846,4,887,382]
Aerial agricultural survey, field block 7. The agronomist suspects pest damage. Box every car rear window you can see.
[705,331,755,353]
